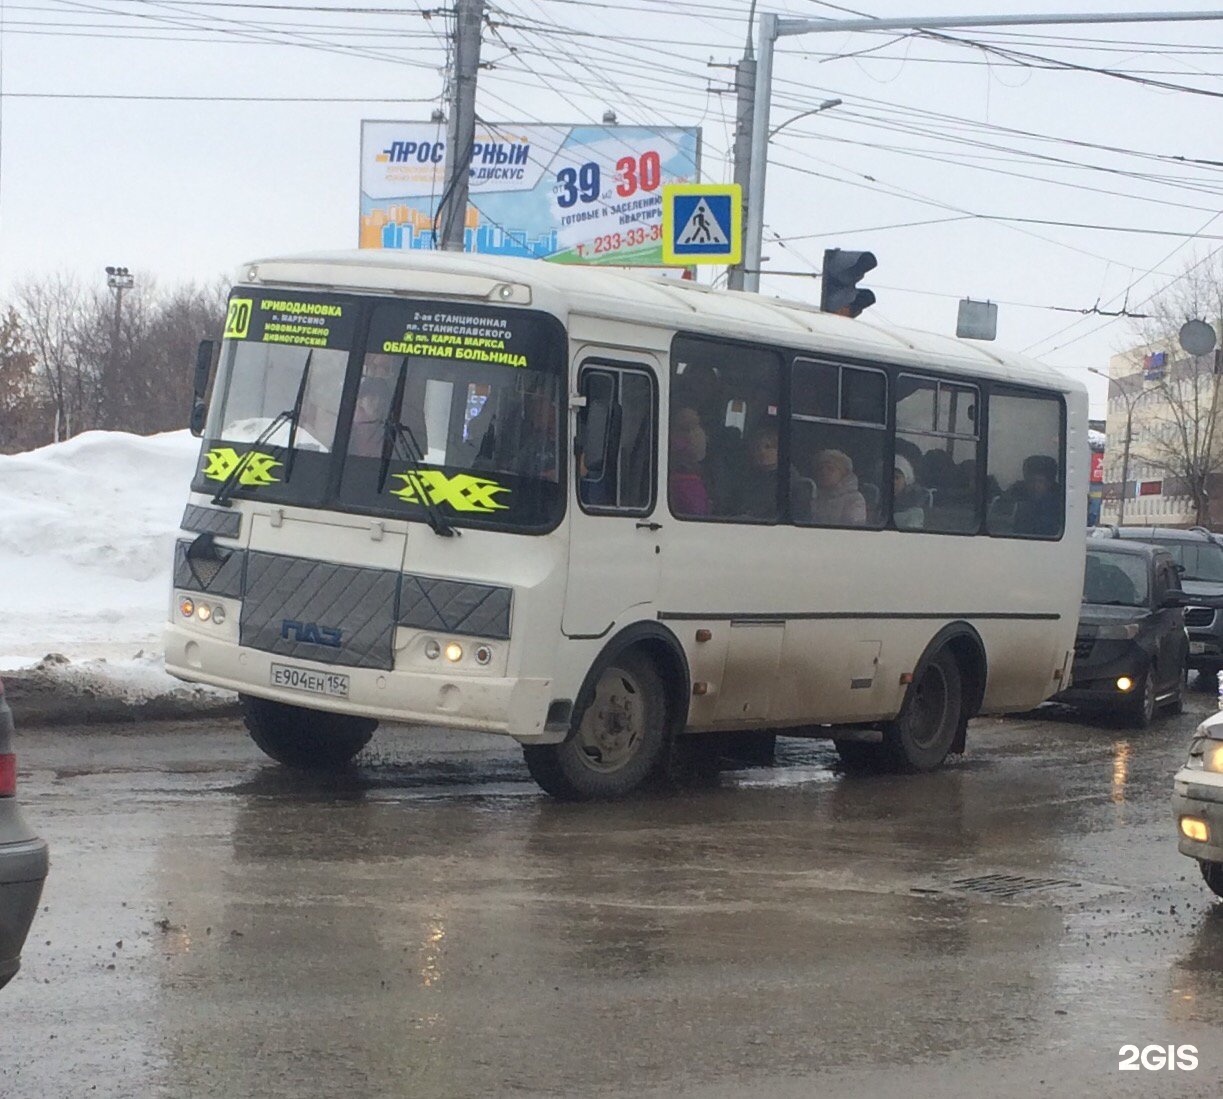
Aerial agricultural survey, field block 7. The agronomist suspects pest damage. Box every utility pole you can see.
[744,8,1223,293]
[725,49,756,290]
[439,0,483,252]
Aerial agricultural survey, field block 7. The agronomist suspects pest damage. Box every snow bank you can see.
[0,430,230,702]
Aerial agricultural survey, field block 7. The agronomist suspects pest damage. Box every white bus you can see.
[166,250,1087,799]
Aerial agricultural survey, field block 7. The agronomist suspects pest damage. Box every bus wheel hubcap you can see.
[908,665,950,751]
[575,667,645,773]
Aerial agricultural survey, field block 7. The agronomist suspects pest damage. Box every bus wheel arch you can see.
[885,624,985,770]
[523,622,690,799]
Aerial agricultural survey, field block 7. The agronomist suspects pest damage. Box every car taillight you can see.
[0,753,14,797]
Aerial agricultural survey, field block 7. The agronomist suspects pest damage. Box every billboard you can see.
[360,121,700,267]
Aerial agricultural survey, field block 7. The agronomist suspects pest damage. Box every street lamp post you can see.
[105,266,134,412]
[1089,366,1149,526]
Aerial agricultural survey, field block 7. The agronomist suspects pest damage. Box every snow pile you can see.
[0,430,230,703]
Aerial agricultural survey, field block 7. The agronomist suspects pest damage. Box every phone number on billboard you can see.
[576,226,663,257]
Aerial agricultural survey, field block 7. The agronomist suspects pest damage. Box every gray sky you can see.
[1,0,1222,417]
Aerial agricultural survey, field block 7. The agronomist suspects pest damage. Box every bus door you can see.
[562,356,662,637]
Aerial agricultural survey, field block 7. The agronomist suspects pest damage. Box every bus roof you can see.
[237,248,1083,394]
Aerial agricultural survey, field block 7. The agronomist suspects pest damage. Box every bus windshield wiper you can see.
[375,359,457,537]
[211,408,296,507]
[281,350,314,484]
[379,422,456,538]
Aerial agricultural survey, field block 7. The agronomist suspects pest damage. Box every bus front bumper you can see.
[164,627,558,743]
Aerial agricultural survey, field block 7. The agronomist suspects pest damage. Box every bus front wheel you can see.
[881,650,963,773]
[523,652,668,800]
[241,695,377,770]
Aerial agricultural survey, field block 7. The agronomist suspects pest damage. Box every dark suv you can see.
[1056,539,1190,726]
[1092,526,1223,680]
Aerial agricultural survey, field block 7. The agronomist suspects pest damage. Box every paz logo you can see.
[389,470,510,513]
[203,447,282,487]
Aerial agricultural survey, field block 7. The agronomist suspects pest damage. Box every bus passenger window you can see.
[791,359,886,528]
[894,375,980,534]
[578,365,655,513]
[671,337,782,522]
[986,391,1065,539]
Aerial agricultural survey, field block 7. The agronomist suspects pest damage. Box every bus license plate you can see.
[270,663,350,698]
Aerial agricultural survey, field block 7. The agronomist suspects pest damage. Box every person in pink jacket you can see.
[669,405,711,517]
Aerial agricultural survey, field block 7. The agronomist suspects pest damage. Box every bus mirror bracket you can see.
[190,339,217,438]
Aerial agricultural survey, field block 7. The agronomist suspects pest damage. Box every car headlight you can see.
[1095,622,1140,640]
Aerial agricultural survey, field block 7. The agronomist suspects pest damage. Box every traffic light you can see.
[820,248,877,317]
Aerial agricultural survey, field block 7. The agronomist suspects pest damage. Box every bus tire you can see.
[241,695,376,770]
[523,652,668,800]
[881,649,963,773]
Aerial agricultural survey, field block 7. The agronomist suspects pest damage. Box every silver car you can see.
[1173,709,1223,899]
[0,676,50,990]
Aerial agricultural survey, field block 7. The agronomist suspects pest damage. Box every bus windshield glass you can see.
[193,291,357,505]
[338,299,565,532]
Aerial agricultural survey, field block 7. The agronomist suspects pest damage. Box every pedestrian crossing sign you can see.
[661,183,742,265]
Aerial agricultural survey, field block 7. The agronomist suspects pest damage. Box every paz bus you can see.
[165,250,1087,799]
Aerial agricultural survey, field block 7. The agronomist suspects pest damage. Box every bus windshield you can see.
[338,299,564,531]
[192,290,566,530]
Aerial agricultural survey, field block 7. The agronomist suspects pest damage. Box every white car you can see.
[1173,710,1223,898]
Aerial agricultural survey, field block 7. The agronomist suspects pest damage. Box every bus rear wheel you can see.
[241,695,377,770]
[523,652,668,800]
[881,650,963,773]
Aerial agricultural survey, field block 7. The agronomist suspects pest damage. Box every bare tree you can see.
[1127,255,1223,527]
[13,274,97,441]
[6,273,229,445]
[0,307,53,452]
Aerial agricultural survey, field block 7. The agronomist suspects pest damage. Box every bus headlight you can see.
[1205,742,1223,774]
[179,597,195,618]
[211,603,226,625]
[1116,676,1134,692]
[474,645,493,666]
[444,642,463,663]
[196,603,212,622]
[424,640,440,660]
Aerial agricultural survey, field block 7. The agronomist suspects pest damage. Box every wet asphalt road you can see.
[4,692,1223,1099]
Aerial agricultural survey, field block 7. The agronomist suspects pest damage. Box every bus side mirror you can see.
[190,339,216,437]
[579,399,614,479]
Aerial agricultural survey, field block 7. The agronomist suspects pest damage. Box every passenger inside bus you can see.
[722,423,816,522]
[892,455,927,529]
[669,404,711,517]
[1012,454,1062,536]
[511,386,560,482]
[349,376,393,457]
[811,449,868,526]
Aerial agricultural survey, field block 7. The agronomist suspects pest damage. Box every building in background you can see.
[1098,339,1222,529]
